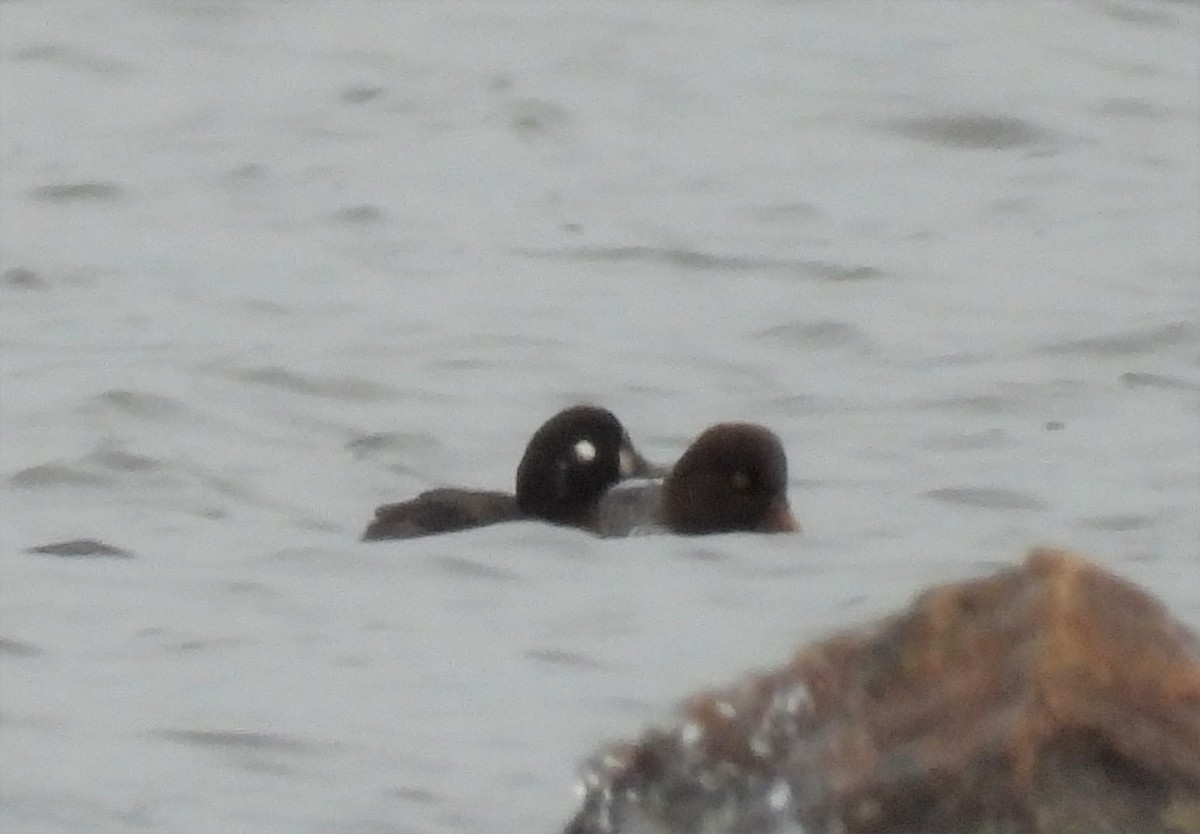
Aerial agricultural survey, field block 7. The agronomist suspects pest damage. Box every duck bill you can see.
[619,443,669,479]
[764,499,802,533]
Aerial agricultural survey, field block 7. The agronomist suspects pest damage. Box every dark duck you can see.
[592,422,800,537]
[361,405,660,540]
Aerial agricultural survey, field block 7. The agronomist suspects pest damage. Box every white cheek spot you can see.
[574,439,597,463]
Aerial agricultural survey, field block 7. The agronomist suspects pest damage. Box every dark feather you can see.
[361,489,522,541]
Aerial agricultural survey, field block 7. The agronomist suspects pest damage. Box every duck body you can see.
[360,405,658,541]
[361,489,520,541]
[590,481,666,538]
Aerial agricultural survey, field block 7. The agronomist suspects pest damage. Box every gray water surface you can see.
[2,2,1198,832]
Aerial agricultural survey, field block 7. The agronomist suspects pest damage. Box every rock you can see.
[563,548,1200,834]
[27,538,133,558]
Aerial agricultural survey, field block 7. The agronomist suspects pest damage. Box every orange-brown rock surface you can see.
[563,548,1200,834]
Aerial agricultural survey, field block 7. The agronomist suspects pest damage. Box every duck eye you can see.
[573,439,597,463]
[732,470,750,490]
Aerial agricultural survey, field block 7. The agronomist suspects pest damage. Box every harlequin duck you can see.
[361,405,661,540]
[592,423,800,537]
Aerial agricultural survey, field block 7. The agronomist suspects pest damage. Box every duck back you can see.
[361,489,522,540]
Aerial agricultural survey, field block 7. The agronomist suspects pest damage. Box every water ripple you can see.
[432,555,521,582]
[1035,322,1197,356]
[0,637,45,658]
[150,728,320,754]
[524,648,604,669]
[10,463,110,488]
[924,486,1049,511]
[754,320,875,352]
[229,366,397,401]
[1120,371,1199,391]
[884,112,1059,150]
[12,43,136,74]
[26,539,133,558]
[514,246,882,281]
[90,389,190,420]
[29,181,126,203]
[1078,512,1158,531]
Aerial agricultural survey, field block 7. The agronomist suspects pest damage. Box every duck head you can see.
[515,405,660,525]
[662,423,800,535]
